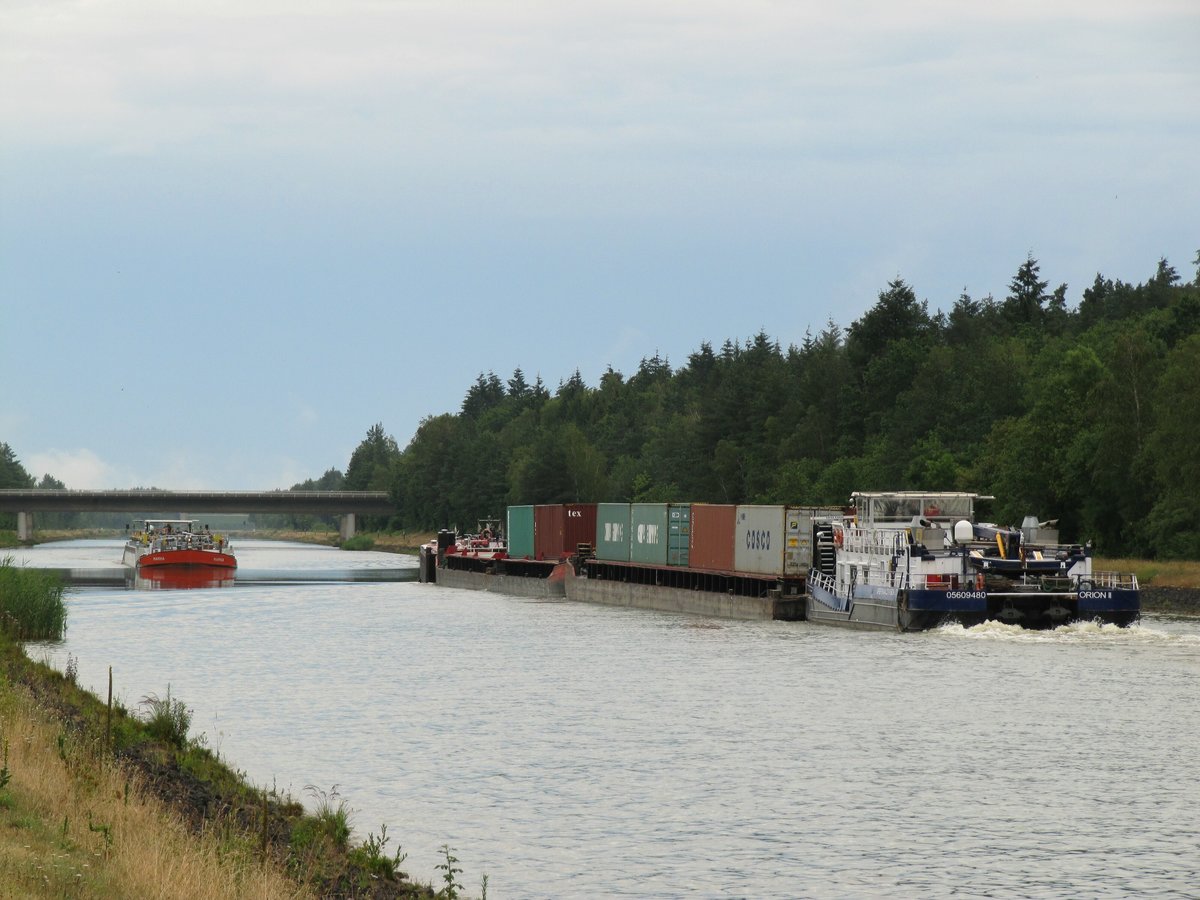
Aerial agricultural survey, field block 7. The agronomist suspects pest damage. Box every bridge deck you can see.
[0,489,394,515]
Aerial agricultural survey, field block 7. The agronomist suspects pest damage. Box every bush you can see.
[340,535,375,551]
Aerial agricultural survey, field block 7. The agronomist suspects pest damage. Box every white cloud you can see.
[27,448,119,489]
[7,0,1193,165]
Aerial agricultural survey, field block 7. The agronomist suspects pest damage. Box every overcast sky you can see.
[2,0,1196,490]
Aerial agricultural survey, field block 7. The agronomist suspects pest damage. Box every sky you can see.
[2,0,1197,491]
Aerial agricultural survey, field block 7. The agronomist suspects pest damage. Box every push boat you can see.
[121,519,236,570]
[805,492,1139,631]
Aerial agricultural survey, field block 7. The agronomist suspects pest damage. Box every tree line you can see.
[5,252,1198,557]
[364,253,1200,558]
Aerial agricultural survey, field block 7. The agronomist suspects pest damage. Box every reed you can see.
[0,555,67,640]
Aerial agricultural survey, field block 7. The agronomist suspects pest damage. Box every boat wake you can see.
[934,618,1200,645]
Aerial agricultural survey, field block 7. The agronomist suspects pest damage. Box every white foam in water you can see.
[936,618,1200,645]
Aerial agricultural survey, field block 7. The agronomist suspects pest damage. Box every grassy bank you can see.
[1096,557,1200,590]
[0,563,447,898]
[246,530,433,554]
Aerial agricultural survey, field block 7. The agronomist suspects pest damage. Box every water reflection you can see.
[134,567,238,591]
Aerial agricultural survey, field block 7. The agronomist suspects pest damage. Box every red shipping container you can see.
[689,504,736,572]
[534,503,598,560]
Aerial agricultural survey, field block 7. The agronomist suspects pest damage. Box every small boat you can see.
[806,492,1139,631]
[122,519,236,570]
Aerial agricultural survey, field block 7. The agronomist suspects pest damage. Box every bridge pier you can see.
[17,511,32,541]
[339,513,357,541]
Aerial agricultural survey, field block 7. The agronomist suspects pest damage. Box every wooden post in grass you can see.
[105,666,113,753]
[262,787,269,861]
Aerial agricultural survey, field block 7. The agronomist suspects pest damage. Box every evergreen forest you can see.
[343,253,1200,558]
[5,253,1199,558]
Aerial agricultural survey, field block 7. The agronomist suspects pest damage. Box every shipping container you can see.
[534,504,564,560]
[595,502,632,561]
[667,504,691,566]
[630,502,670,565]
[734,505,824,575]
[689,504,736,571]
[563,503,598,557]
[533,503,598,560]
[507,505,535,558]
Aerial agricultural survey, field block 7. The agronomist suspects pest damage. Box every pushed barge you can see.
[417,520,571,598]
[806,492,1139,631]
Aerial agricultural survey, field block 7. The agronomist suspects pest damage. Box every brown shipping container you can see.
[534,503,598,560]
[534,504,564,560]
[562,503,598,557]
[689,504,736,571]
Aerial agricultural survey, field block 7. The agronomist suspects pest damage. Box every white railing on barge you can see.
[1082,572,1139,590]
[842,528,906,557]
[807,570,850,611]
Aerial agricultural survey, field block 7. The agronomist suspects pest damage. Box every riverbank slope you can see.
[0,631,436,898]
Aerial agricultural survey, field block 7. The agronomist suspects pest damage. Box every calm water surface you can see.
[19,539,1200,898]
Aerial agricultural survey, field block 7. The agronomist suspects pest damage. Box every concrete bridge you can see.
[0,490,395,541]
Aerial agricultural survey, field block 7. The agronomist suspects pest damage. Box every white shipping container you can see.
[734,505,818,576]
[734,505,786,575]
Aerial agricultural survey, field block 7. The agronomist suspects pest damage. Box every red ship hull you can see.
[137,549,237,569]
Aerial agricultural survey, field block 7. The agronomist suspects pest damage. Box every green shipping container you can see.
[668,503,691,566]
[506,505,535,558]
[630,502,669,565]
[595,503,631,561]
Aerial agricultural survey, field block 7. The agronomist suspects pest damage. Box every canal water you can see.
[17,539,1200,898]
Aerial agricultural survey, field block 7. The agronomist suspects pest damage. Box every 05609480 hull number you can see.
[945,590,987,600]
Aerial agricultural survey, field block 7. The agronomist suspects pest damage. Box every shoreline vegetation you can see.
[0,559,466,899]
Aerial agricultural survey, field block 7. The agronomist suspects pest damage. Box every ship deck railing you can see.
[807,570,850,611]
[843,528,906,556]
[1084,571,1139,590]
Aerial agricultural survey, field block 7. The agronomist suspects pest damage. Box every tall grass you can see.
[0,680,309,899]
[0,555,67,640]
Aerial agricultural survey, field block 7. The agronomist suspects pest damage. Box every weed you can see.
[348,823,407,881]
[0,739,10,789]
[435,844,463,899]
[139,685,192,748]
[87,811,112,855]
[64,653,78,684]
[304,785,351,850]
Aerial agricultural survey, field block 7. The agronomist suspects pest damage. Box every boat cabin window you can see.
[853,493,980,525]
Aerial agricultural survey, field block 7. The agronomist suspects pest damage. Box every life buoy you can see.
[833,525,844,548]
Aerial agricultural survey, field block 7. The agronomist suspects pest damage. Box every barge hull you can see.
[435,564,567,598]
[565,570,802,620]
